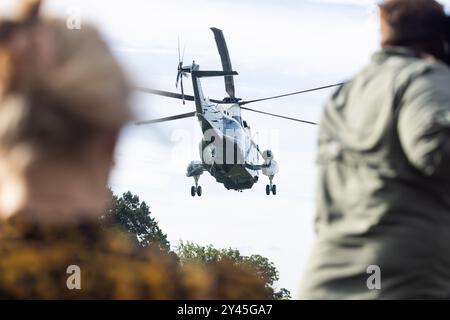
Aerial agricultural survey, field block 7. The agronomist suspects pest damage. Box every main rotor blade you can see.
[239,83,345,106]
[135,87,226,104]
[241,106,318,125]
[135,87,195,102]
[136,112,196,125]
[210,27,235,98]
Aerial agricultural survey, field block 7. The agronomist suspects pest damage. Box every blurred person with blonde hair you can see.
[301,0,450,300]
[0,0,269,300]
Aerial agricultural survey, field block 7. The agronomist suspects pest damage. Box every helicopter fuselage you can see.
[189,66,260,191]
[200,102,260,190]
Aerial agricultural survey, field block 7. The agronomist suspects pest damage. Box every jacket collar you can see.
[372,46,422,62]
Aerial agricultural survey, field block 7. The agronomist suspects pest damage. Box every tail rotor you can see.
[176,37,189,104]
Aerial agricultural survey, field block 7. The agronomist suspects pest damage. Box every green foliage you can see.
[102,191,291,300]
[176,241,291,300]
[273,288,292,300]
[102,191,170,251]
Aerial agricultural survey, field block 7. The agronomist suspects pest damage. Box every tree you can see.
[176,241,291,300]
[102,191,170,251]
[102,191,291,300]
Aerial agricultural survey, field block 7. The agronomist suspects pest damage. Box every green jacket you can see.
[300,47,450,299]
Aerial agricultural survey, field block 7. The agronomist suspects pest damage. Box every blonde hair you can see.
[0,0,131,164]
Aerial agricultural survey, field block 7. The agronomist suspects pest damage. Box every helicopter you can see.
[136,27,343,197]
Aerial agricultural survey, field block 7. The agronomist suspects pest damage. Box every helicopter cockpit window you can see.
[223,117,240,132]
[243,121,248,128]
[232,116,242,124]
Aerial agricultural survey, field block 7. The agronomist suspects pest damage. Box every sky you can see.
[2,0,449,298]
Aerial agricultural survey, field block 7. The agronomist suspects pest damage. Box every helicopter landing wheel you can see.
[266,175,277,196]
[191,185,203,197]
[266,185,271,196]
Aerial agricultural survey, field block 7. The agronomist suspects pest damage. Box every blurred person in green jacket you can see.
[301,0,450,299]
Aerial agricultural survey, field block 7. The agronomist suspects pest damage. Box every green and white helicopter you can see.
[136,28,342,196]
